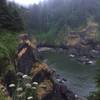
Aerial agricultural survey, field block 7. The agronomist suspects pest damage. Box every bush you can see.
[88,69,100,100]
[0,32,18,76]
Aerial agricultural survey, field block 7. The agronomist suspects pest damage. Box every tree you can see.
[0,0,24,32]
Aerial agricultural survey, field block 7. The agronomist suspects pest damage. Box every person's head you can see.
[18,33,31,43]
[18,33,37,49]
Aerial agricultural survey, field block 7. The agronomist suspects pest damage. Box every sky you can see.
[8,0,43,6]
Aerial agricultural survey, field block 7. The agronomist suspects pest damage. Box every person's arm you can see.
[26,40,36,49]
[18,48,27,58]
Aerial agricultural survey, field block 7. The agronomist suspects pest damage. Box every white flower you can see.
[17,72,23,76]
[25,83,32,88]
[22,75,28,79]
[17,93,24,98]
[9,84,15,88]
[32,87,36,90]
[32,82,38,85]
[27,96,33,100]
[22,75,32,80]
[16,87,23,92]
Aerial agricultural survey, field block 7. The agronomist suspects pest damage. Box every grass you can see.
[0,31,18,76]
[0,90,8,100]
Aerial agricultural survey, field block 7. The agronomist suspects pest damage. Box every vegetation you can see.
[2,0,99,43]
[0,0,100,99]
[19,0,100,42]
[0,0,24,32]
[0,90,8,100]
[88,70,100,100]
[0,0,23,76]
[0,32,18,76]
[8,73,38,100]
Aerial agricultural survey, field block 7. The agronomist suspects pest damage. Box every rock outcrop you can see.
[31,62,80,100]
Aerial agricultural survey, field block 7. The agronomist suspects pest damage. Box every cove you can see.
[41,51,100,97]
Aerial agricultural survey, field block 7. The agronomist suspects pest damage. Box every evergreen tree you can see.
[0,0,24,32]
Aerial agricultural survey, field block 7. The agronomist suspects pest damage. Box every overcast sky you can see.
[8,0,43,6]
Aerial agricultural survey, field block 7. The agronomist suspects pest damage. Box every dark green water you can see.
[42,51,100,97]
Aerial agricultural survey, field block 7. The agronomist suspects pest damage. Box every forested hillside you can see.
[14,0,99,44]
[21,0,100,33]
[1,0,100,44]
[0,0,24,76]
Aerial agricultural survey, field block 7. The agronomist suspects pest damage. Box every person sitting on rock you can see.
[15,33,38,74]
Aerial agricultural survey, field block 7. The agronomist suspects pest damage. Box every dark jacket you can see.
[16,43,37,74]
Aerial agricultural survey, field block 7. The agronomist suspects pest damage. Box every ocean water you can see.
[42,51,99,97]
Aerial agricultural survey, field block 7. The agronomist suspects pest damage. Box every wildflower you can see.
[17,72,23,76]
[17,92,24,98]
[9,84,15,88]
[22,75,28,79]
[32,87,36,90]
[22,75,32,80]
[16,87,23,92]
[25,83,32,88]
[32,82,38,85]
[27,96,33,100]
